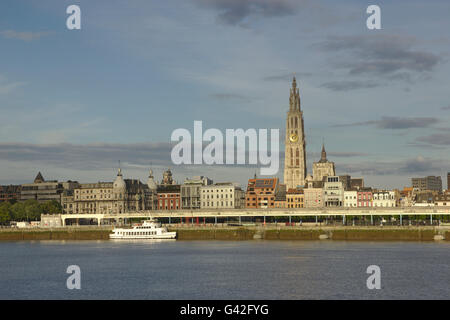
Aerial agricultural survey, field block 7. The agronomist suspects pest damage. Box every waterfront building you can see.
[286,188,304,208]
[372,190,396,207]
[245,178,279,208]
[20,172,79,203]
[0,185,21,202]
[344,190,357,208]
[274,184,287,208]
[357,189,373,207]
[200,183,245,209]
[157,184,181,210]
[350,178,364,190]
[323,176,344,207]
[284,77,307,189]
[312,143,335,183]
[412,176,442,192]
[413,190,438,206]
[434,193,450,206]
[398,187,414,207]
[304,187,323,208]
[64,168,154,214]
[181,176,213,209]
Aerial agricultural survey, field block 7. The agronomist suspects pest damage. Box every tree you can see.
[0,202,12,225]
[11,202,26,221]
[40,200,62,214]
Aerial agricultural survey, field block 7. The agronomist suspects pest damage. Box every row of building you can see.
[1,166,449,215]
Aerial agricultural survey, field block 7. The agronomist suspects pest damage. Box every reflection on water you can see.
[0,240,449,299]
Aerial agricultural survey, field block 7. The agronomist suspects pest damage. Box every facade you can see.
[274,184,287,208]
[412,176,442,192]
[304,187,323,208]
[372,190,396,208]
[0,185,21,202]
[350,178,364,190]
[181,176,213,209]
[284,77,306,190]
[245,178,279,209]
[64,168,154,214]
[357,189,373,207]
[200,183,245,209]
[434,193,450,206]
[20,172,78,203]
[398,187,414,207]
[344,190,358,208]
[323,176,344,207]
[157,184,181,210]
[312,144,335,182]
[286,189,304,208]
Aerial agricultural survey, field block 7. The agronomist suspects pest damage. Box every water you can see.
[0,240,449,299]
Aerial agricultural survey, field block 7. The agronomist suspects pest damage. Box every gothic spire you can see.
[320,142,327,163]
[289,76,301,112]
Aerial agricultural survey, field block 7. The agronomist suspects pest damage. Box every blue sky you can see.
[1,0,449,189]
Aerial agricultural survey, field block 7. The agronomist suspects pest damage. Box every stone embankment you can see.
[0,226,448,241]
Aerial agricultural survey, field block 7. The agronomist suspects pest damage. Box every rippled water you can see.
[0,240,449,299]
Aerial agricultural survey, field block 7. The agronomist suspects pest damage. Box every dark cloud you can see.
[0,142,173,170]
[416,133,450,146]
[398,156,436,174]
[441,105,450,110]
[336,156,444,177]
[263,72,313,82]
[316,34,441,82]
[194,0,297,25]
[308,151,368,158]
[335,116,439,129]
[320,80,380,91]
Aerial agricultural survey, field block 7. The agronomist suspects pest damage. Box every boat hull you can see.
[109,232,177,240]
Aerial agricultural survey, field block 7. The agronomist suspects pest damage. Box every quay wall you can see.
[0,226,449,241]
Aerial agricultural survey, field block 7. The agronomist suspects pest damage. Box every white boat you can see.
[109,219,177,239]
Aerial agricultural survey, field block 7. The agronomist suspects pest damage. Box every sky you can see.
[0,0,450,189]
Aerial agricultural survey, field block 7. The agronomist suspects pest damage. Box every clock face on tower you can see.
[289,133,299,143]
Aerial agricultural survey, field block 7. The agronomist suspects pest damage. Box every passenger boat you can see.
[109,219,176,239]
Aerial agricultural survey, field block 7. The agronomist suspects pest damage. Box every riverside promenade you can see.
[1,225,449,241]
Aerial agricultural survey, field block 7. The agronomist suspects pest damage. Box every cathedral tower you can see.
[284,77,306,189]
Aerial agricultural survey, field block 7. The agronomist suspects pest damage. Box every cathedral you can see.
[312,143,335,182]
[283,77,307,189]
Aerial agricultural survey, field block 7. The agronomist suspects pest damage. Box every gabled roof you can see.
[34,172,45,183]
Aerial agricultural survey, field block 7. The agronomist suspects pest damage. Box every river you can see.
[0,240,449,299]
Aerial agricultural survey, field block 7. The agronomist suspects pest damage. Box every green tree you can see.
[40,200,62,214]
[11,202,26,221]
[24,200,42,221]
[0,202,12,224]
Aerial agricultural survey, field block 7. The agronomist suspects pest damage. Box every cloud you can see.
[316,34,441,82]
[441,105,450,111]
[263,72,313,82]
[416,133,450,146]
[0,142,173,170]
[0,30,52,41]
[335,116,439,129]
[210,93,253,102]
[194,0,298,25]
[0,75,26,94]
[320,80,380,91]
[336,156,445,177]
